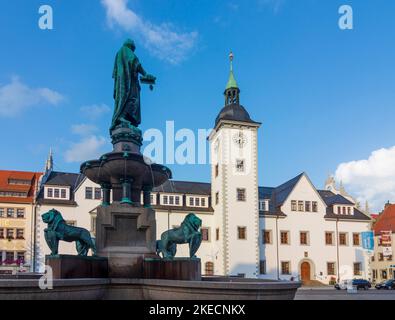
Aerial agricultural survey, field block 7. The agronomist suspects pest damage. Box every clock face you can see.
[233,131,247,148]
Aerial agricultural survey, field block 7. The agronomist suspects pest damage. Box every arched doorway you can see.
[301,262,311,282]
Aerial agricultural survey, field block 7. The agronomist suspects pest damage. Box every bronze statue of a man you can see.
[110,39,156,132]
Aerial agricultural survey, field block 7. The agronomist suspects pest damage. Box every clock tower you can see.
[208,53,261,278]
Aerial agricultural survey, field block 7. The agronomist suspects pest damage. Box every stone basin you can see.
[0,278,301,300]
[80,152,172,189]
[80,152,172,205]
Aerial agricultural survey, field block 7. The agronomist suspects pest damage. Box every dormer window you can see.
[187,196,208,208]
[161,195,182,206]
[259,200,269,212]
[8,179,31,185]
[45,186,70,200]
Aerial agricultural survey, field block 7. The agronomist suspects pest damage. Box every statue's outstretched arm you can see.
[137,61,147,77]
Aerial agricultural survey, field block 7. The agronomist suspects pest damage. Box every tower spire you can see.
[45,148,53,173]
[224,51,240,106]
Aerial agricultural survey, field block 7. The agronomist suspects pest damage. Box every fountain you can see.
[80,39,172,278]
[0,39,301,300]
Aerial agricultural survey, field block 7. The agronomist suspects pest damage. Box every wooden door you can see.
[301,262,311,282]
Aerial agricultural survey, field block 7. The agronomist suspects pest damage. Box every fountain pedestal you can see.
[96,203,158,278]
[143,258,202,281]
[80,126,172,278]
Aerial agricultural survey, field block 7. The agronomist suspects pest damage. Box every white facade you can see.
[259,174,370,283]
[208,121,261,278]
[31,59,371,283]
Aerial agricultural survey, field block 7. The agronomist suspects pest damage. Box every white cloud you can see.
[80,103,111,119]
[101,0,198,64]
[64,135,108,163]
[71,124,98,136]
[335,146,395,212]
[0,76,64,117]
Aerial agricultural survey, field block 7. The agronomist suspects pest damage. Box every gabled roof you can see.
[271,172,305,206]
[257,173,305,216]
[44,172,84,187]
[318,190,355,206]
[258,187,275,200]
[153,180,211,195]
[373,204,395,235]
[0,170,42,204]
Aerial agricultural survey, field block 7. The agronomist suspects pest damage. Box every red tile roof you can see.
[0,170,42,204]
[373,204,395,235]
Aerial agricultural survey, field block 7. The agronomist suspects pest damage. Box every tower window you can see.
[215,192,219,205]
[236,159,245,173]
[238,227,247,240]
[215,164,219,178]
[237,188,246,202]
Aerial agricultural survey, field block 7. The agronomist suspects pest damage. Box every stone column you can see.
[101,183,111,207]
[142,186,152,208]
[120,179,133,204]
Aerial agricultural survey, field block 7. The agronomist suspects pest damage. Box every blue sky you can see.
[1,0,395,211]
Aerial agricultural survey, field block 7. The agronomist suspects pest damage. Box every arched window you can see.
[205,262,214,276]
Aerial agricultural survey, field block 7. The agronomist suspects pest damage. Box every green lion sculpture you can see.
[42,208,96,256]
[156,213,202,259]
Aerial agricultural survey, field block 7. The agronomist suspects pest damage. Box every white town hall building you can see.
[33,56,371,284]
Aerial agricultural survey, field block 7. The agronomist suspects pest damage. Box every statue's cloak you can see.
[111,40,142,130]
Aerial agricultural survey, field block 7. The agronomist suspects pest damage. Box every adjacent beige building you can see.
[371,203,395,282]
[0,170,41,273]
